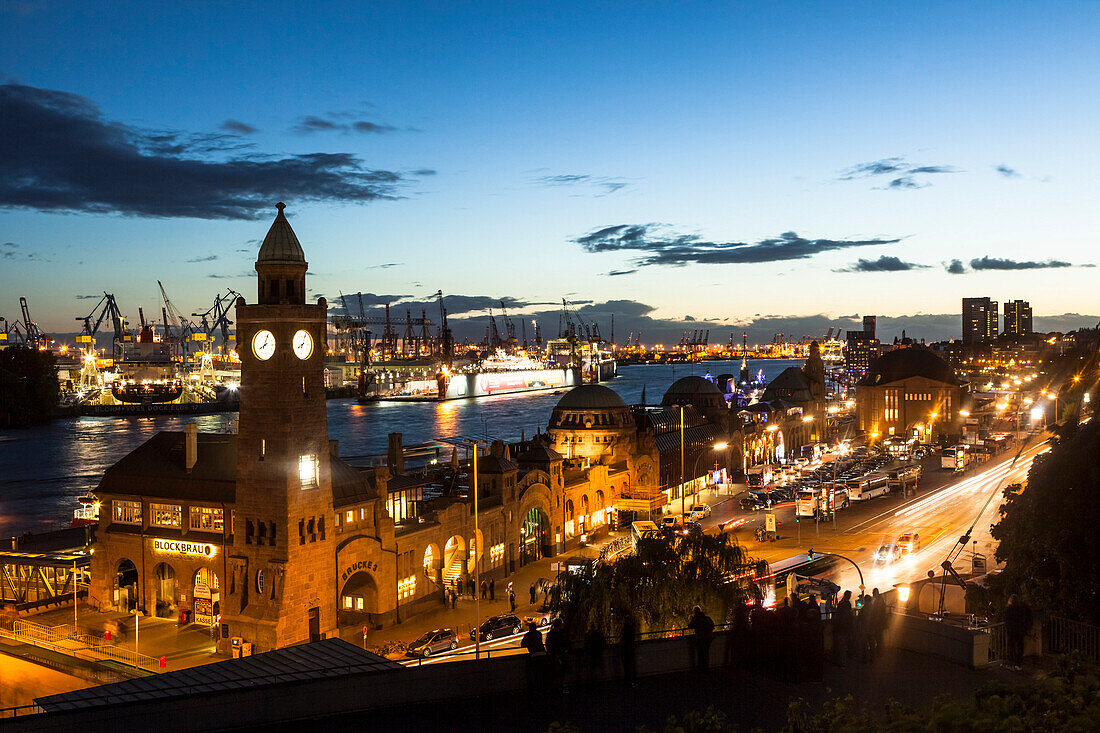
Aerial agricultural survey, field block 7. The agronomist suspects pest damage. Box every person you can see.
[805,596,825,683]
[855,593,872,662]
[869,588,887,660]
[1003,595,1033,670]
[520,621,547,691]
[467,576,475,598]
[489,578,495,601]
[776,596,797,681]
[529,582,537,605]
[545,618,572,693]
[687,605,715,673]
[509,589,517,613]
[450,589,457,610]
[584,625,606,680]
[480,580,488,599]
[832,590,854,668]
[620,613,637,686]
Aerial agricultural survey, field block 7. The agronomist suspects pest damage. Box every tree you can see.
[0,345,60,428]
[547,530,765,640]
[990,414,1100,624]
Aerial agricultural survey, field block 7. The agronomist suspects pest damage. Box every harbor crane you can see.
[192,289,240,353]
[437,290,454,366]
[20,297,46,349]
[75,292,128,356]
[158,280,196,359]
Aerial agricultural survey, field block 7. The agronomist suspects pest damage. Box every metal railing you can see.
[985,622,1006,663]
[1046,616,1100,663]
[0,615,161,672]
[0,704,43,719]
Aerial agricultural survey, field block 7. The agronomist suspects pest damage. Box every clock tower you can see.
[222,202,337,651]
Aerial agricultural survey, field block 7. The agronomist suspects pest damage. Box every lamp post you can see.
[470,440,481,660]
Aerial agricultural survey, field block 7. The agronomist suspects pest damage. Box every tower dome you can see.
[257,203,306,264]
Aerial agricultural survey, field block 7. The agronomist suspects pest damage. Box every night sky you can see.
[2,2,1098,343]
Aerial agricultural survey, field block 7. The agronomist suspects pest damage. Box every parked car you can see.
[689,504,712,519]
[522,611,550,628]
[406,628,459,657]
[660,516,679,530]
[739,495,765,511]
[470,614,524,641]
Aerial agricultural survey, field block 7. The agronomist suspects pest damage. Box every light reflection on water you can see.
[0,360,800,535]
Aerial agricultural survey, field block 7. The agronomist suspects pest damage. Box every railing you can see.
[1046,616,1100,663]
[985,622,1006,663]
[0,615,161,672]
[598,536,632,563]
[0,705,42,719]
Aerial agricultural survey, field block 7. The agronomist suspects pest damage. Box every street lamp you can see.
[459,439,483,660]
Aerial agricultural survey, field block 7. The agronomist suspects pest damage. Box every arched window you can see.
[564,499,575,538]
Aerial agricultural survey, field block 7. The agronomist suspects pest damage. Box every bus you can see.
[746,465,774,488]
[846,472,890,501]
[795,488,821,517]
[942,445,969,470]
[887,464,922,493]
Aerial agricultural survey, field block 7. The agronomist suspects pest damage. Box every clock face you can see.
[252,329,276,360]
[293,330,314,360]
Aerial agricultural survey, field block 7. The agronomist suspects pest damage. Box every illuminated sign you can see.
[152,539,217,557]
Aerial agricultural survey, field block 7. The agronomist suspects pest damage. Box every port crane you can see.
[158,280,196,360]
[75,292,129,357]
[19,297,46,349]
[192,289,240,354]
[330,294,435,360]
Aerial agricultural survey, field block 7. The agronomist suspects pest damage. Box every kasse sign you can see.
[153,539,217,557]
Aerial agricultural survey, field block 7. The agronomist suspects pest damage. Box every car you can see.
[660,516,679,530]
[739,496,764,511]
[470,614,523,641]
[689,504,712,519]
[406,628,459,657]
[873,543,902,564]
[678,520,703,535]
[522,611,550,628]
[896,532,921,554]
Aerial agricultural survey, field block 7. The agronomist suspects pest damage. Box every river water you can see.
[0,360,801,536]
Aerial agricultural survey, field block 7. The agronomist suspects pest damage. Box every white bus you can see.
[846,472,890,501]
[746,465,774,488]
[942,445,969,470]
[795,488,821,517]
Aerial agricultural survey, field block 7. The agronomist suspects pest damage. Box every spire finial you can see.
[276,202,286,212]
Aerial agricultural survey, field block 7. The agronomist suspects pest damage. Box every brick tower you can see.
[221,202,337,652]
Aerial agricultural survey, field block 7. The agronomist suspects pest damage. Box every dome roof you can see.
[257,203,306,264]
[661,376,724,405]
[478,454,518,474]
[859,346,961,387]
[554,384,628,411]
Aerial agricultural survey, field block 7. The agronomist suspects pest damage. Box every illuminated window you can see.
[356,597,364,611]
[345,510,354,523]
[150,503,182,528]
[343,596,353,609]
[299,454,318,489]
[113,500,141,525]
[256,569,265,594]
[189,507,224,532]
[359,507,366,520]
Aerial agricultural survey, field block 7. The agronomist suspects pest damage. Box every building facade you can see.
[1003,299,1033,338]
[962,297,998,346]
[856,346,966,444]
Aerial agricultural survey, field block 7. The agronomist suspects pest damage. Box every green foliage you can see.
[547,531,764,639]
[989,418,1100,624]
[0,345,59,427]
[636,706,732,733]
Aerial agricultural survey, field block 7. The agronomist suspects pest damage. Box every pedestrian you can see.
[450,589,457,610]
[480,580,488,599]
[870,588,887,660]
[855,594,872,662]
[489,578,495,601]
[545,618,572,693]
[833,590,854,668]
[776,597,797,681]
[467,576,475,598]
[805,596,825,683]
[620,613,637,686]
[584,624,606,680]
[529,582,537,605]
[521,621,547,691]
[687,605,715,673]
[509,589,517,613]
[1003,594,1033,670]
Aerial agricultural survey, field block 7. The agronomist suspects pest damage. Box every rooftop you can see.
[256,202,306,264]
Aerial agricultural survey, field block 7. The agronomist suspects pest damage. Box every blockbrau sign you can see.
[152,539,217,557]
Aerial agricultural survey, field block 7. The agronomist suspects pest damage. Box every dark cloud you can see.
[888,176,925,190]
[367,262,403,270]
[294,113,396,135]
[605,269,637,277]
[2,241,15,248]
[574,225,901,267]
[74,294,100,300]
[186,254,219,263]
[0,83,409,219]
[412,169,437,176]
[969,256,1086,271]
[1,240,46,261]
[841,157,956,189]
[836,255,929,273]
[945,259,967,275]
[533,173,629,196]
[220,119,258,135]
[995,164,1020,178]
[207,272,252,279]
[684,315,696,322]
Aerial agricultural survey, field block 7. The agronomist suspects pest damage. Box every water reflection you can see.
[0,360,800,535]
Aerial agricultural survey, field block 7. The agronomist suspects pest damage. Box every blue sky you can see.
[2,1,1098,342]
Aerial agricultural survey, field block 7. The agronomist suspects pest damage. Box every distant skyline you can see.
[2,2,1099,341]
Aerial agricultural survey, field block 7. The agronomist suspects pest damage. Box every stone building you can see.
[856,345,966,444]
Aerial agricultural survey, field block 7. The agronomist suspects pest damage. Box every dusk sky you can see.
[3,1,1099,343]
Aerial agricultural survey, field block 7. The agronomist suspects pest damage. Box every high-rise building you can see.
[1003,300,1033,337]
[862,315,877,341]
[845,315,880,376]
[962,297,998,346]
